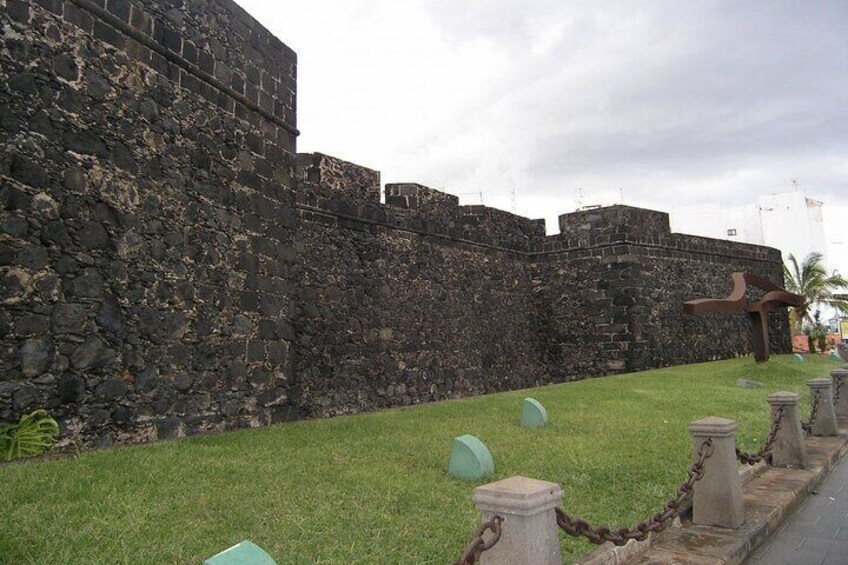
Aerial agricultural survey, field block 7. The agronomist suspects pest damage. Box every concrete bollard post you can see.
[472,476,563,565]
[807,378,839,436]
[830,369,848,419]
[688,417,745,529]
[766,391,807,468]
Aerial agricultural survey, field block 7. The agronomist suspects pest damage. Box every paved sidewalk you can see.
[745,453,848,565]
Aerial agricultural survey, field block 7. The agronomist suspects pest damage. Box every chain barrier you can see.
[801,391,820,436]
[554,438,714,546]
[453,515,504,565]
[736,405,786,465]
[835,378,843,404]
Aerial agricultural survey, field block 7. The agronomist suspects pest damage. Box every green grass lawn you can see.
[0,354,841,564]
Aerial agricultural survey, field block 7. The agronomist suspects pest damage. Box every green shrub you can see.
[0,410,59,461]
[804,312,828,354]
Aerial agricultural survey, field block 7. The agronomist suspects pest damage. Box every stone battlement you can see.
[295,153,546,253]
[295,152,780,264]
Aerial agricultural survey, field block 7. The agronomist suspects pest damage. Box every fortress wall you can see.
[0,0,790,447]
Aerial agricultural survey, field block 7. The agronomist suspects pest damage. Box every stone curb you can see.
[574,428,848,565]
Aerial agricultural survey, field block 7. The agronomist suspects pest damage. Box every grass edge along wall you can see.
[0,354,837,563]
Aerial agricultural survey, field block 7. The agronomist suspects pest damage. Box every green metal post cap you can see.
[520,397,548,428]
[204,540,276,565]
[448,434,494,481]
[793,353,805,364]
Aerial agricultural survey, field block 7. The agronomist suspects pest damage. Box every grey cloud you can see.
[417,0,848,208]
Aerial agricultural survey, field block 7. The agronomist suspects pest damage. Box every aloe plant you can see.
[0,409,59,461]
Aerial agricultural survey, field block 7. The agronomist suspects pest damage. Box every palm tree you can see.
[783,252,848,332]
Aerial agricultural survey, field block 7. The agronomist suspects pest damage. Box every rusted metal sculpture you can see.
[683,272,804,363]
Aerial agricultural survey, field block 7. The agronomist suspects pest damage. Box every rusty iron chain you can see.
[736,405,786,465]
[555,438,714,546]
[453,515,504,565]
[802,391,820,435]
[835,378,843,404]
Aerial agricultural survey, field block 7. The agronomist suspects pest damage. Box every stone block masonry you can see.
[1,0,298,446]
[534,207,789,378]
[296,169,788,416]
[0,0,790,446]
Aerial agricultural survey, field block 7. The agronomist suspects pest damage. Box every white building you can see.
[671,190,846,329]
[755,192,827,266]
[671,190,829,270]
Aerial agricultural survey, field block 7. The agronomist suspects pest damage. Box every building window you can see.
[727,228,737,236]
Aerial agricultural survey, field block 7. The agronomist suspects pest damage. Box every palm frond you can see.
[782,252,848,333]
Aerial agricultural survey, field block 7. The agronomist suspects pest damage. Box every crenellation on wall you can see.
[557,205,671,244]
[385,183,459,211]
[295,162,547,253]
[544,205,780,264]
[295,152,380,201]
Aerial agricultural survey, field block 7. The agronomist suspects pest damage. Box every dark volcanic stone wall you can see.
[532,207,789,379]
[631,232,789,369]
[0,0,791,447]
[293,157,549,416]
[0,0,298,446]
[293,164,792,414]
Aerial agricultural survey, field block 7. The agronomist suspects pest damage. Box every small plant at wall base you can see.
[0,410,59,461]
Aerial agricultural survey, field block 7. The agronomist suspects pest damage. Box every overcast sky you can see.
[235,0,846,267]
